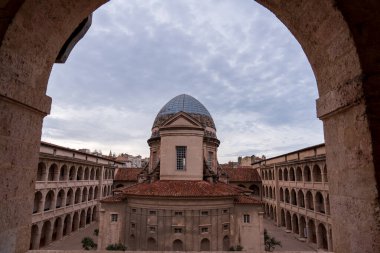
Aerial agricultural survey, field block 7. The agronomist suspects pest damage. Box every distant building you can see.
[115,154,148,168]
[253,144,332,251]
[29,142,122,250]
[99,94,264,251]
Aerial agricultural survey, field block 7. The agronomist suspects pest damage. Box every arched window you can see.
[48,163,58,181]
[56,189,64,208]
[84,167,90,180]
[291,189,297,205]
[296,167,302,181]
[72,212,79,232]
[173,239,184,251]
[298,190,305,208]
[30,224,39,250]
[69,166,76,180]
[292,214,299,234]
[318,223,328,250]
[37,162,46,181]
[80,210,86,228]
[74,188,81,204]
[77,167,83,180]
[147,237,157,251]
[304,166,311,182]
[52,217,62,241]
[40,221,51,248]
[286,211,292,231]
[82,187,88,202]
[90,168,95,180]
[308,219,317,243]
[280,209,285,227]
[279,188,284,202]
[94,186,99,199]
[306,191,314,210]
[66,188,73,206]
[299,216,307,238]
[278,169,283,180]
[289,167,295,181]
[315,192,325,213]
[44,190,54,211]
[284,168,288,181]
[313,165,322,182]
[33,191,43,214]
[200,238,210,251]
[285,188,290,203]
[63,214,71,236]
[59,165,68,181]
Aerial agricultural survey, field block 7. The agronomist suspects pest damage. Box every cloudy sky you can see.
[42,0,324,163]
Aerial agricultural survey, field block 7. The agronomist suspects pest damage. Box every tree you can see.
[264,229,282,252]
[106,243,127,251]
[81,237,97,250]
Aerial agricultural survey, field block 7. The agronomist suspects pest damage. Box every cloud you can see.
[43,0,323,163]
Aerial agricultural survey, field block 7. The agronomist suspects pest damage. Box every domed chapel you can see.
[99,94,264,251]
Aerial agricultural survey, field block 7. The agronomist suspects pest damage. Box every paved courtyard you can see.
[263,219,318,252]
[43,222,99,250]
[42,219,317,251]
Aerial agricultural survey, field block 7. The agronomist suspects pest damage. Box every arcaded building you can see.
[253,144,332,251]
[99,94,264,251]
[30,142,120,249]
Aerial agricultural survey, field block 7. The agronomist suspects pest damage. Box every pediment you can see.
[161,112,203,128]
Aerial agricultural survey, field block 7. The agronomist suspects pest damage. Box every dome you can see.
[153,94,216,129]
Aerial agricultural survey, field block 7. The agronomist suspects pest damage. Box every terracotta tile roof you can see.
[114,168,143,181]
[101,194,126,203]
[117,180,248,198]
[234,195,262,205]
[221,166,261,182]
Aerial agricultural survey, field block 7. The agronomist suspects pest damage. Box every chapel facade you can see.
[99,94,264,251]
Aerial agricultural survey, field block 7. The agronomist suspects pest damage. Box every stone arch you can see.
[40,220,52,248]
[84,167,90,180]
[313,164,322,182]
[72,212,79,232]
[77,166,84,180]
[33,191,43,214]
[323,165,328,182]
[69,166,76,180]
[48,163,58,181]
[66,188,74,206]
[56,189,64,208]
[90,167,95,180]
[96,168,100,180]
[94,186,99,199]
[285,188,290,203]
[283,168,288,181]
[285,211,292,231]
[37,162,47,181]
[1,1,380,252]
[318,223,328,250]
[306,191,314,210]
[88,186,93,201]
[299,216,307,238]
[86,207,92,224]
[298,190,305,208]
[308,219,317,244]
[92,205,97,221]
[296,167,302,181]
[63,214,71,236]
[44,190,54,211]
[304,166,311,182]
[223,236,230,251]
[80,209,86,228]
[279,187,284,202]
[74,188,81,204]
[52,217,62,241]
[268,170,272,180]
[173,239,184,251]
[82,187,88,202]
[292,213,299,234]
[278,169,283,180]
[200,238,211,251]
[147,237,157,251]
[103,185,107,197]
[291,189,297,205]
[59,164,68,181]
[289,167,295,181]
[269,186,273,199]
[315,191,325,213]
[280,209,285,227]
[30,224,40,250]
